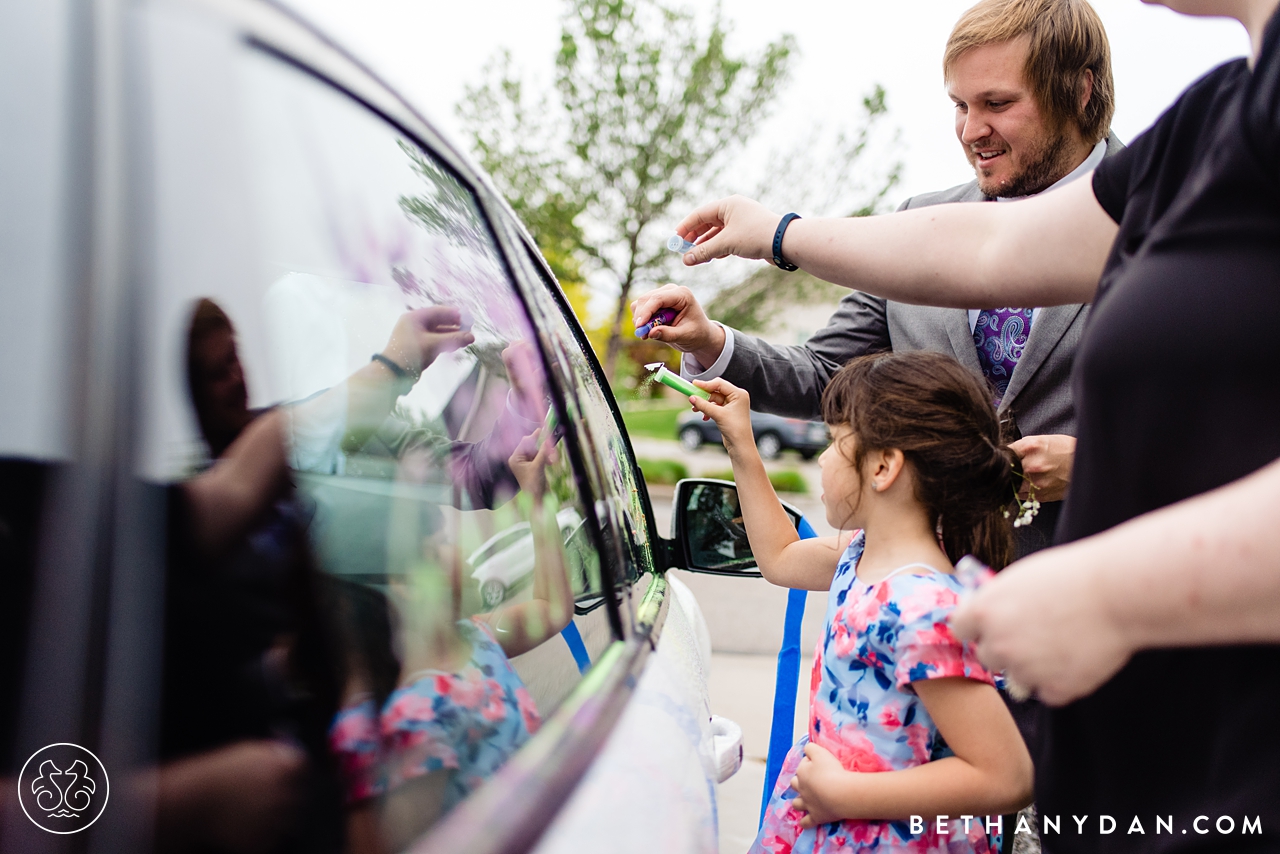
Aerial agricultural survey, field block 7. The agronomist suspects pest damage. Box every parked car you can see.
[0,3,794,854]
[469,507,587,606]
[677,408,830,459]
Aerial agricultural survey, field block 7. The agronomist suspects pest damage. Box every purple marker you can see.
[635,307,677,338]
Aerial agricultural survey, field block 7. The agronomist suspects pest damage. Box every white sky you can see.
[282,0,1249,307]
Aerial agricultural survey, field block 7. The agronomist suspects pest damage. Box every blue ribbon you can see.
[560,621,591,675]
[760,516,817,826]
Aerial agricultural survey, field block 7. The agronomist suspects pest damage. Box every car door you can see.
[0,1,653,852]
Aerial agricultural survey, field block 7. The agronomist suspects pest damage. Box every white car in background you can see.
[469,507,586,606]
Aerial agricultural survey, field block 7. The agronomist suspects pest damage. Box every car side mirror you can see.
[670,479,804,576]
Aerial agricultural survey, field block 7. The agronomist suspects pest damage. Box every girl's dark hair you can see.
[821,351,1019,569]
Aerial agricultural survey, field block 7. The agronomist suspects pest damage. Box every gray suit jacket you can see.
[721,134,1124,441]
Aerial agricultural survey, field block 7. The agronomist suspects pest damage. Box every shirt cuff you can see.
[680,323,734,381]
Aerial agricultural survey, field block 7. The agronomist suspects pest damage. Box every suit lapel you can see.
[1002,304,1084,409]
[945,310,983,375]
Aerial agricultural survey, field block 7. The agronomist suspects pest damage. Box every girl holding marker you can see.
[688,351,1031,854]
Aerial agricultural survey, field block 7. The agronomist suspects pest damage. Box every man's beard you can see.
[975,130,1074,199]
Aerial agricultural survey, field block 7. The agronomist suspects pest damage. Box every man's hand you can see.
[507,429,556,499]
[687,378,754,458]
[1009,434,1076,502]
[791,743,849,829]
[381,306,475,376]
[502,340,548,423]
[630,284,726,368]
[951,541,1133,706]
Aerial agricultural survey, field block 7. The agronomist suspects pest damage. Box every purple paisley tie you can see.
[973,307,1033,404]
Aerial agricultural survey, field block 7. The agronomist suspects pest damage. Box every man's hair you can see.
[944,0,1115,144]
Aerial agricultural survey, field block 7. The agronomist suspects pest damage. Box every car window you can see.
[510,244,659,621]
[131,9,609,849]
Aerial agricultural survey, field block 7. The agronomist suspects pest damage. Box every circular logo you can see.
[18,743,109,834]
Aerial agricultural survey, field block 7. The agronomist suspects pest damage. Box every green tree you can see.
[459,0,794,381]
[708,85,904,333]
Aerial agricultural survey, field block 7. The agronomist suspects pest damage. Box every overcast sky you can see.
[281,1,1249,309]
[285,0,1248,201]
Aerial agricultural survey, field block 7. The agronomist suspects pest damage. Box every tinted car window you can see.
[511,247,657,608]
[131,8,608,849]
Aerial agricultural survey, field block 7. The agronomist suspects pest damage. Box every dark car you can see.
[677,408,830,460]
[0,3,803,853]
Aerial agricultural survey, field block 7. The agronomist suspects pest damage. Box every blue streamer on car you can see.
[560,622,592,675]
[760,515,817,827]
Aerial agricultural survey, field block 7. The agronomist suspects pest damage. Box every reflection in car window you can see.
[135,19,605,850]
[513,245,658,605]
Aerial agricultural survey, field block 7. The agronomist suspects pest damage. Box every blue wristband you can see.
[772,213,801,271]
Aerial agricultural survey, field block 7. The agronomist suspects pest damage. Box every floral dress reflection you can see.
[329,417,574,849]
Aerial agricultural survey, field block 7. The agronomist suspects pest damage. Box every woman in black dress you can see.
[662,1,1280,850]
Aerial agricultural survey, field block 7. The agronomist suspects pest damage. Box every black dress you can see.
[1037,10,1280,853]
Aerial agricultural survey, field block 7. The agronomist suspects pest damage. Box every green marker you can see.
[645,362,711,399]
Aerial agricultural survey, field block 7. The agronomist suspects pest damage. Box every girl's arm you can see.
[688,379,847,591]
[792,678,1032,827]
[478,432,574,657]
[675,177,1116,311]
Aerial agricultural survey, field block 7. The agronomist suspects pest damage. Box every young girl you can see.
[689,351,1032,854]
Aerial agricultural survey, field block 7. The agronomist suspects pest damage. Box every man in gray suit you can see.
[633,0,1119,555]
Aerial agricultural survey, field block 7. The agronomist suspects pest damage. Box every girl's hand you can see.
[687,378,754,457]
[951,541,1132,706]
[790,743,849,830]
[674,195,782,267]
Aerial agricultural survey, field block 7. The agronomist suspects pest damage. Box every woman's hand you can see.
[687,378,755,458]
[381,306,475,376]
[674,195,782,267]
[791,743,849,830]
[951,542,1133,706]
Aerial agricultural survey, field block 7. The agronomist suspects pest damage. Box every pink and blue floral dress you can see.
[328,618,540,810]
[751,531,998,854]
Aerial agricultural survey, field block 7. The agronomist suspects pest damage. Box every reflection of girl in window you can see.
[331,422,574,853]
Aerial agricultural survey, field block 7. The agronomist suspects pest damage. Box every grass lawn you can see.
[620,405,683,441]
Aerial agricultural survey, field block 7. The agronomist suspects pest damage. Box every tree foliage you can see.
[460,0,794,380]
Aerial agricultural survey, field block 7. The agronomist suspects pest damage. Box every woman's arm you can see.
[791,678,1032,827]
[952,456,1280,706]
[675,177,1117,310]
[688,379,848,591]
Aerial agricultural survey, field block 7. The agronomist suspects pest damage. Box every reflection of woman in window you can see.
[331,425,575,853]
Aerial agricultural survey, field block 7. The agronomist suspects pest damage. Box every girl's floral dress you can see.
[328,618,541,809]
[751,531,998,854]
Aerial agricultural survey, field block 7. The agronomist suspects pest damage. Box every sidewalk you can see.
[707,650,813,854]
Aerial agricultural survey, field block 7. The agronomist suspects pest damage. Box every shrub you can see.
[636,457,690,485]
[703,468,809,494]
